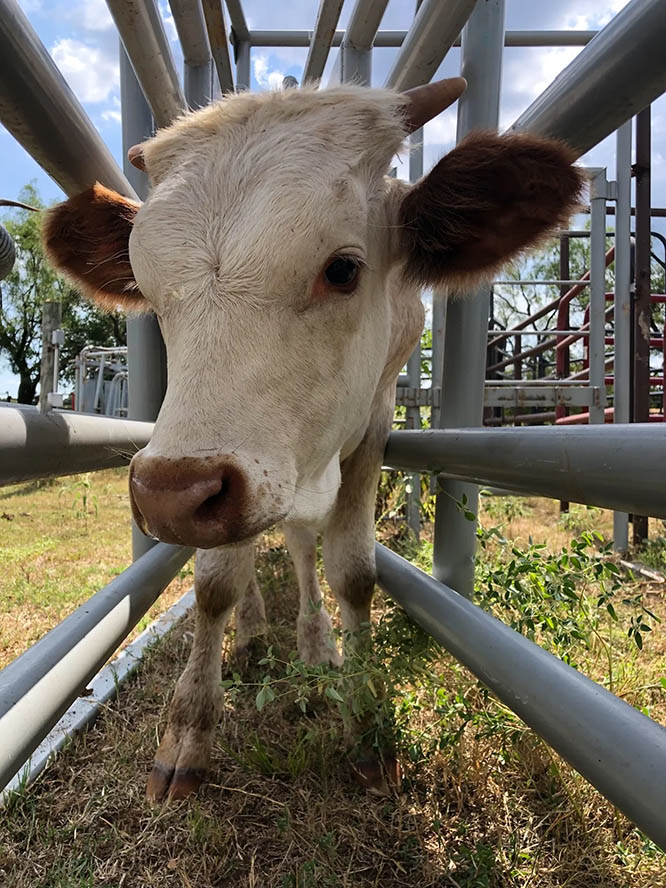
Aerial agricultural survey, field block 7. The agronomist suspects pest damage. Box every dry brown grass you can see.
[1,493,666,887]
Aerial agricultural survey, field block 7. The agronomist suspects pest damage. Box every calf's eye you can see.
[324,257,360,291]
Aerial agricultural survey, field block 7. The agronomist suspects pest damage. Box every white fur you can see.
[134,87,425,796]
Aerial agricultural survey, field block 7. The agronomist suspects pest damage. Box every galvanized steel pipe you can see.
[375,543,666,849]
[384,425,666,519]
[0,405,153,486]
[0,0,134,198]
[385,0,477,91]
[106,0,187,128]
[510,0,666,156]
[0,543,193,792]
[303,0,345,83]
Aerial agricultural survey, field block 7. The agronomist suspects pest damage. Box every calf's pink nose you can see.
[129,455,250,548]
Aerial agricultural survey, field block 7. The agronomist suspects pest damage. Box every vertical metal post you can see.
[632,107,651,545]
[405,127,423,538]
[185,61,213,109]
[340,41,371,85]
[236,41,250,90]
[120,45,167,560]
[430,292,447,431]
[588,168,607,425]
[613,121,632,552]
[433,0,505,598]
[38,301,61,412]
[558,234,570,510]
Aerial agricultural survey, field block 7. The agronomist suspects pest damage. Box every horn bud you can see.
[403,77,467,132]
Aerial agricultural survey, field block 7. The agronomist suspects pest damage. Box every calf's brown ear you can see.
[399,131,585,290]
[43,183,146,311]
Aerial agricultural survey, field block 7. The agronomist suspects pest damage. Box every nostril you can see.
[193,475,230,523]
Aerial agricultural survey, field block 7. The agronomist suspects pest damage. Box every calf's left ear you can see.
[398,131,585,290]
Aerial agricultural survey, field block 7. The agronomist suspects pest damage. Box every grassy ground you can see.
[0,482,665,887]
[0,468,194,669]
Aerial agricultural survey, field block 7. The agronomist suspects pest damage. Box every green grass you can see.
[0,468,193,669]
[1,480,665,887]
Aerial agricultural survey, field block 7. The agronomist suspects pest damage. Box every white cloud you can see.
[558,0,631,30]
[506,46,582,105]
[253,54,286,91]
[100,109,122,124]
[159,1,179,44]
[78,0,114,32]
[51,38,119,103]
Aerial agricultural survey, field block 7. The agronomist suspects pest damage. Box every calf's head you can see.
[44,83,583,548]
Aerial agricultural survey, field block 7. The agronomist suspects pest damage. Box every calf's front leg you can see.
[322,393,400,794]
[147,542,255,801]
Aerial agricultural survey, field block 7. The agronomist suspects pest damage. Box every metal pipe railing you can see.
[0,542,193,792]
[0,405,153,486]
[510,0,666,156]
[385,0,476,91]
[0,0,134,198]
[433,0,505,599]
[375,543,666,850]
[106,0,187,128]
[302,0,345,83]
[246,29,598,48]
[339,0,388,84]
[225,0,250,43]
[202,0,235,94]
[169,0,215,107]
[384,425,666,518]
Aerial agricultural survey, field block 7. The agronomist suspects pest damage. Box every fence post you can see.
[613,120,632,553]
[632,106,651,546]
[432,0,505,597]
[120,43,167,560]
[38,300,61,412]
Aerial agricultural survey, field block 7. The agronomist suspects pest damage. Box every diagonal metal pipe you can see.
[106,0,187,128]
[385,0,477,91]
[0,0,134,198]
[202,0,235,93]
[509,0,666,156]
[376,543,666,850]
[303,0,345,83]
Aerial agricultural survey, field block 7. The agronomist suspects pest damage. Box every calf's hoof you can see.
[146,760,207,802]
[351,751,402,797]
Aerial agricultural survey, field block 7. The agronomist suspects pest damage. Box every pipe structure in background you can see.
[339,0,389,85]
[169,0,215,107]
[248,29,598,48]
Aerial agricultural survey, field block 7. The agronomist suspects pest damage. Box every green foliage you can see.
[59,473,99,526]
[0,184,125,403]
[221,523,661,786]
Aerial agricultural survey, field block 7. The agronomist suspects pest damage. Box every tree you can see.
[0,184,126,404]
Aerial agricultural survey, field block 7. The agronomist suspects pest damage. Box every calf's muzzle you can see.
[129,453,269,548]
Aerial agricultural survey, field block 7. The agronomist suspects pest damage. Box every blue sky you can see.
[1,0,665,396]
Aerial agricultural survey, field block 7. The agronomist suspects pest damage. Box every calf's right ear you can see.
[43,183,147,311]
